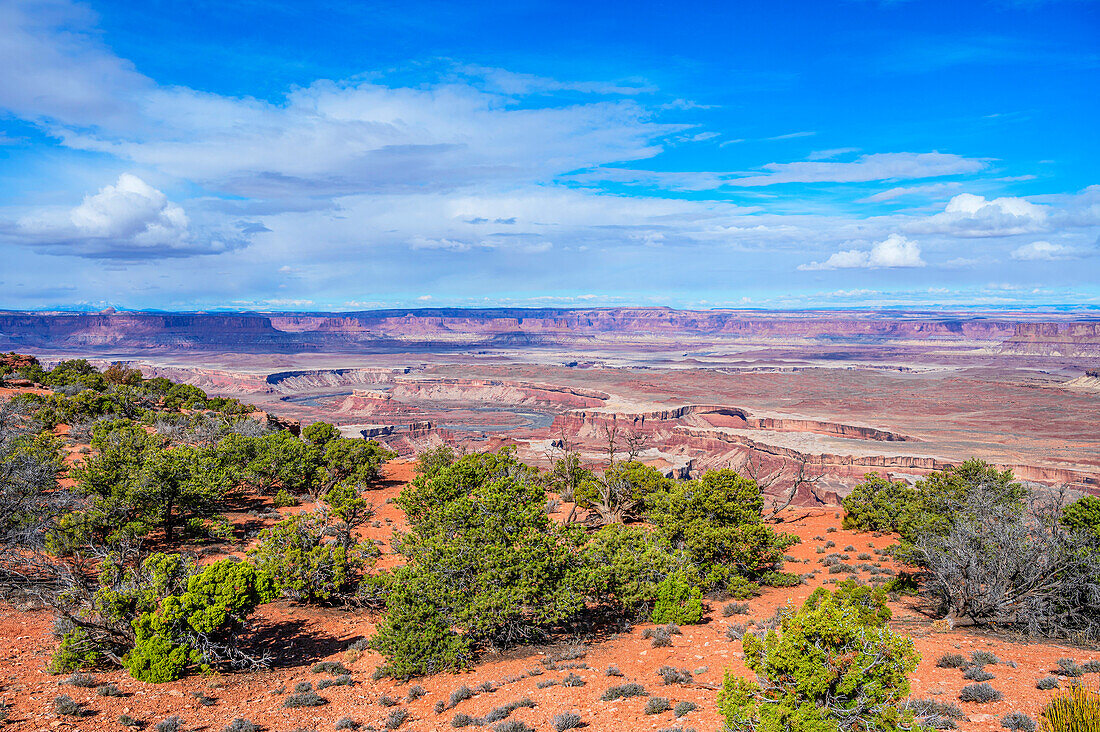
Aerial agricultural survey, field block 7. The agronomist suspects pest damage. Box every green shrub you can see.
[651,571,704,624]
[573,460,673,524]
[579,524,690,618]
[843,460,1024,541]
[369,573,473,678]
[647,469,799,589]
[760,570,801,588]
[250,505,375,604]
[821,580,892,626]
[124,557,276,682]
[71,428,235,544]
[272,488,299,508]
[372,450,583,677]
[1061,495,1100,545]
[726,575,760,599]
[718,585,920,731]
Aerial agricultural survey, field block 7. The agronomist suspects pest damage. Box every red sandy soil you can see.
[2,459,1097,731]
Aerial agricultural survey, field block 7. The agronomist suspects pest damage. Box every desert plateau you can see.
[1,309,1099,731]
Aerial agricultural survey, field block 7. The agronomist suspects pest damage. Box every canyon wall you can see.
[3,309,1098,355]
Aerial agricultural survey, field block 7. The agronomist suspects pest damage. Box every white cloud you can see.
[1051,185,1100,227]
[456,65,657,96]
[1011,240,1073,261]
[726,153,987,187]
[0,0,1097,309]
[69,173,186,239]
[915,192,1047,236]
[10,174,247,258]
[766,131,816,141]
[799,234,926,270]
[861,182,962,202]
[807,147,859,161]
[0,0,151,129]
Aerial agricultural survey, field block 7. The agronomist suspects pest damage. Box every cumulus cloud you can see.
[915,192,1047,236]
[725,152,987,187]
[1011,241,1074,261]
[799,234,926,270]
[9,174,248,258]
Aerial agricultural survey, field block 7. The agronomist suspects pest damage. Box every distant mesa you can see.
[2,308,1099,357]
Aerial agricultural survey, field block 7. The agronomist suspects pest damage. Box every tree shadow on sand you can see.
[240,618,349,669]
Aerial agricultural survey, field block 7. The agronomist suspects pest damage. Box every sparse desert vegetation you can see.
[1,352,1099,730]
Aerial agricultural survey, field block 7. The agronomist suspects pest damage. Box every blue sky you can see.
[1,0,1098,311]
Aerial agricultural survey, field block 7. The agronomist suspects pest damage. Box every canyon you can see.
[3,308,1100,730]
[10,307,1099,504]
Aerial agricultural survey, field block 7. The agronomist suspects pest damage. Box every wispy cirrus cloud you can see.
[860,182,963,202]
[725,153,987,187]
[807,147,860,161]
